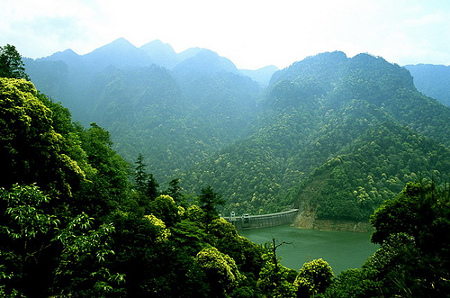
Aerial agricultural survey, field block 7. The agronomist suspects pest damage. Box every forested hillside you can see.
[182,51,450,220]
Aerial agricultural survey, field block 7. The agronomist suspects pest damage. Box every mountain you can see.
[240,65,279,87]
[181,52,450,219]
[405,64,450,106]
[83,37,153,70]
[173,49,242,77]
[140,39,179,69]
[24,39,263,184]
[44,48,81,64]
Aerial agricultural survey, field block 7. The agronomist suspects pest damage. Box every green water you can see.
[240,225,379,274]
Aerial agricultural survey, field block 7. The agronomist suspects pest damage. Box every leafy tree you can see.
[108,211,171,296]
[294,258,334,297]
[146,173,159,200]
[133,153,148,193]
[0,78,85,198]
[148,195,180,227]
[0,44,29,80]
[0,184,124,297]
[198,186,225,224]
[164,178,182,203]
[320,268,380,298]
[0,184,59,296]
[75,123,130,220]
[256,239,297,297]
[51,213,124,297]
[366,181,450,296]
[195,246,243,297]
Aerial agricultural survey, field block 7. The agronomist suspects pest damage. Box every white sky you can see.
[1,0,450,69]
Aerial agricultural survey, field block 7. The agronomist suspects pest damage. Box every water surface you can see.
[240,225,378,274]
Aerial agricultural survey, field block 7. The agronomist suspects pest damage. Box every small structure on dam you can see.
[223,209,299,230]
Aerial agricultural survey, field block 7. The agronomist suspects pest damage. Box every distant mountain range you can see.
[23,38,450,221]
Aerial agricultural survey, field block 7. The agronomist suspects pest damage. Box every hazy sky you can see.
[1,0,449,69]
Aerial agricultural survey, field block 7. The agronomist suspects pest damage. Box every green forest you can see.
[1,44,450,297]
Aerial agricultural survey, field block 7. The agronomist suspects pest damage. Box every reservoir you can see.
[240,225,379,274]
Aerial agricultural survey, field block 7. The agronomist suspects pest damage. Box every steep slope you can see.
[405,64,450,107]
[182,52,450,219]
[294,119,450,221]
[25,40,263,184]
[140,39,179,69]
[84,57,260,182]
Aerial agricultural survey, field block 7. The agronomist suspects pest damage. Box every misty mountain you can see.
[25,38,256,123]
[25,38,262,183]
[405,64,450,106]
[173,49,242,77]
[140,39,179,69]
[83,37,154,70]
[241,65,279,86]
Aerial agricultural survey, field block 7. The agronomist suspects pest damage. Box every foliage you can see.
[0,184,123,297]
[294,258,334,297]
[256,252,297,297]
[322,182,450,297]
[74,123,130,221]
[198,185,225,224]
[195,246,243,296]
[366,181,450,296]
[0,44,29,80]
[320,268,381,298]
[148,195,180,227]
[0,78,85,198]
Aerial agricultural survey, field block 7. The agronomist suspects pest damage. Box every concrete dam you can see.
[223,209,299,230]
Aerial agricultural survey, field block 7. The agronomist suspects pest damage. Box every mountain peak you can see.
[141,39,173,49]
[83,37,152,69]
[91,37,136,53]
[174,49,240,76]
[140,40,178,69]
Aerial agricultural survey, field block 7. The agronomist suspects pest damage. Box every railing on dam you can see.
[223,209,299,230]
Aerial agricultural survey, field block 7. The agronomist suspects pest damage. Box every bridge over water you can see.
[223,209,299,230]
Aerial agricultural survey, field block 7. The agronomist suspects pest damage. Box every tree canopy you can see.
[0,44,29,80]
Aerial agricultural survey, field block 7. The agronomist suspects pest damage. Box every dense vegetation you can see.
[2,44,450,297]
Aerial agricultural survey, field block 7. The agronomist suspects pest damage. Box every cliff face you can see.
[292,203,372,232]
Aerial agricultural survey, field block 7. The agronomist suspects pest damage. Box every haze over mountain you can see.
[405,64,450,107]
[24,39,450,221]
